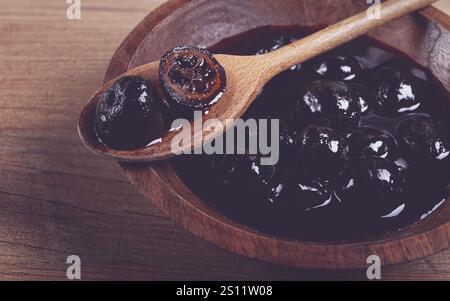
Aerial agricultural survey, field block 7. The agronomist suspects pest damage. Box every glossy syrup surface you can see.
[173,26,450,241]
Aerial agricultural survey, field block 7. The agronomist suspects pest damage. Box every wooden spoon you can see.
[78,0,438,162]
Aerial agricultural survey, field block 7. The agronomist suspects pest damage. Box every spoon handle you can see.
[261,0,438,77]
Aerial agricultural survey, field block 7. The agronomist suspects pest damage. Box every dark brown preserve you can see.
[173,26,450,242]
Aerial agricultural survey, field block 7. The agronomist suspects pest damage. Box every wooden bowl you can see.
[104,0,450,269]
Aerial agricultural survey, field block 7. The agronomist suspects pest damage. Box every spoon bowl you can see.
[78,55,264,161]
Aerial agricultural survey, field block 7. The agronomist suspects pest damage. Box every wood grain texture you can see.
[1,0,450,280]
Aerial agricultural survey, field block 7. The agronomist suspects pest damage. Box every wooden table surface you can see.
[1,0,450,281]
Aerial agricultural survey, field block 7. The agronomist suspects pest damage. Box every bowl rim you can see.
[105,0,450,269]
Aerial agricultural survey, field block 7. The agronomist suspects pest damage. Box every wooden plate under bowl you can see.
[104,0,450,269]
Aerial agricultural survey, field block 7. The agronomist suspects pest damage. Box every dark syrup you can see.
[172,25,450,242]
